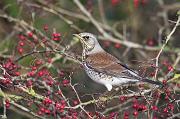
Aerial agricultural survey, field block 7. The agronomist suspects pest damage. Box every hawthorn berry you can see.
[45,109,51,115]
[151,106,158,111]
[27,31,33,37]
[111,0,120,6]
[167,65,173,72]
[15,71,20,76]
[133,103,139,109]
[27,71,35,77]
[133,111,138,116]
[146,38,156,46]
[18,48,23,54]
[163,108,168,113]
[37,111,43,115]
[43,24,48,31]
[18,34,26,40]
[62,79,69,86]
[119,96,126,102]
[73,100,79,106]
[134,0,139,8]
[43,97,52,105]
[114,43,122,48]
[19,41,24,46]
[5,99,10,108]
[103,41,111,47]
[52,32,61,41]
[31,66,37,71]
[38,71,44,77]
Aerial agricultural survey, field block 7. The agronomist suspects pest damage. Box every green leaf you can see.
[28,88,36,96]
[4,0,20,17]
[18,55,34,67]
[169,73,180,83]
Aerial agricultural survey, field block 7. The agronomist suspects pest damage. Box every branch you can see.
[154,13,180,78]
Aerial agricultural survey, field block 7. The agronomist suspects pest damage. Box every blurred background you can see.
[0,0,180,119]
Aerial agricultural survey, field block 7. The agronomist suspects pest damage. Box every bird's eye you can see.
[82,36,89,39]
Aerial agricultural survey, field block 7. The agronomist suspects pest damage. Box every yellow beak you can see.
[73,34,89,47]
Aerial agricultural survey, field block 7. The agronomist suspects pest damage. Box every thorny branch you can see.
[154,13,180,79]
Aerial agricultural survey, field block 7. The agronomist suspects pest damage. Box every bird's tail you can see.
[142,78,163,87]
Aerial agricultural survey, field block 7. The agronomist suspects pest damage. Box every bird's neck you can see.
[85,44,104,55]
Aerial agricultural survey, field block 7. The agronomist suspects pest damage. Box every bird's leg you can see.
[96,89,114,109]
[109,86,124,96]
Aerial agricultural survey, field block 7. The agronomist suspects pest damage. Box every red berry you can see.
[168,66,173,72]
[62,79,69,86]
[111,0,120,6]
[59,71,65,77]
[124,111,129,116]
[52,32,61,41]
[73,100,79,106]
[45,109,51,115]
[114,43,121,48]
[133,111,138,116]
[119,96,126,102]
[47,58,52,63]
[52,37,59,41]
[5,103,10,108]
[37,111,43,115]
[43,24,48,31]
[162,80,167,85]
[133,103,139,109]
[18,34,26,40]
[61,100,65,104]
[52,33,61,37]
[147,39,156,46]
[40,107,45,112]
[5,99,10,104]
[141,0,148,5]
[19,41,24,46]
[103,41,111,47]
[163,108,168,113]
[38,71,44,77]
[168,103,174,111]
[5,99,10,108]
[27,32,33,37]
[27,71,35,77]
[18,48,23,54]
[31,66,37,71]
[26,80,33,87]
[151,106,158,111]
[134,0,139,8]
[124,116,129,119]
[35,60,42,65]
[43,97,52,105]
[15,71,20,76]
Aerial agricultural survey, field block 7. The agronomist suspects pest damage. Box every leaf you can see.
[168,73,180,83]
[28,88,36,96]
[18,55,34,67]
[4,0,20,17]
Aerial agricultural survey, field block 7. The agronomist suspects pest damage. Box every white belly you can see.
[84,67,138,86]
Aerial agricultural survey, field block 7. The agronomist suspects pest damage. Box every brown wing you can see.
[85,52,139,79]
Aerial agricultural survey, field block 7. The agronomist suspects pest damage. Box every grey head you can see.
[74,32,104,55]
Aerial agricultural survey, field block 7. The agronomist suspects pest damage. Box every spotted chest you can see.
[83,62,139,86]
[83,63,114,84]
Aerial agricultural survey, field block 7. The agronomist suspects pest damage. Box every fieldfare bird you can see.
[73,33,162,91]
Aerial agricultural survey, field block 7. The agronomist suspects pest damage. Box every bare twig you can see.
[154,14,180,79]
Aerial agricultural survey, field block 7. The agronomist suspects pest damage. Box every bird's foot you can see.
[96,96,108,109]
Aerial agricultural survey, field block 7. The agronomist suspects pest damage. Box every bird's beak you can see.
[73,34,82,40]
[73,34,88,46]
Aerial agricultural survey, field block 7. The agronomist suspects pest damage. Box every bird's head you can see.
[73,33,103,54]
